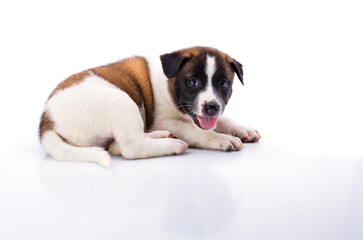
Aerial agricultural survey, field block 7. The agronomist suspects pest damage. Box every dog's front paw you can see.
[211,134,244,151]
[232,126,261,143]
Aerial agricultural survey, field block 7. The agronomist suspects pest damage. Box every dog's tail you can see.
[40,130,111,168]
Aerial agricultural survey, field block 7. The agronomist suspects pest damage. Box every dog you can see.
[39,46,261,167]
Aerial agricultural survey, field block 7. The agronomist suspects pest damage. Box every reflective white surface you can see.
[1,135,362,240]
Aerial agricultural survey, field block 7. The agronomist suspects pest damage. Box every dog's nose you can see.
[204,102,220,116]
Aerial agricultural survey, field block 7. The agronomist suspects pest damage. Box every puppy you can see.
[39,47,260,167]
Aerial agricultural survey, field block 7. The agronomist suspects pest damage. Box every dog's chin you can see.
[191,114,218,130]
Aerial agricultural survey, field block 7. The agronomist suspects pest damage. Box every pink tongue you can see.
[197,116,218,130]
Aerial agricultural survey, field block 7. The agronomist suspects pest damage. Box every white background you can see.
[0,0,362,239]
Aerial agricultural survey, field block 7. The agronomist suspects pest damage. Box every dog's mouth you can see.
[178,103,219,130]
[192,115,218,130]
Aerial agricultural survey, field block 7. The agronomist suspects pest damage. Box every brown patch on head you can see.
[91,57,154,129]
[39,111,54,139]
[181,47,243,84]
[49,71,90,99]
[161,46,242,84]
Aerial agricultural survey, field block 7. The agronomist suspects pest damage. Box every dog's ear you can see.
[229,58,244,85]
[160,52,190,78]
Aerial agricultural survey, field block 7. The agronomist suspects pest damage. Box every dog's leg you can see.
[110,134,188,159]
[108,130,175,156]
[108,104,188,159]
[108,141,121,156]
[145,130,174,139]
[152,120,244,151]
[214,116,261,143]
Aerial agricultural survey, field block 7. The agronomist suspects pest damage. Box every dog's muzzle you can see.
[193,101,220,130]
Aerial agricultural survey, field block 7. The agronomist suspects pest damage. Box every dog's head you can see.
[160,47,243,130]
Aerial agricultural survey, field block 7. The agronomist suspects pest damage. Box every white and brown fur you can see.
[39,47,260,167]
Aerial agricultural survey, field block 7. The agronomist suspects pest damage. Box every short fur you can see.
[39,46,260,167]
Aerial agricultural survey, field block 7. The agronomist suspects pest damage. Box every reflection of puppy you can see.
[39,47,260,167]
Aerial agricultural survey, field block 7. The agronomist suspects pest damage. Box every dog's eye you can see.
[187,77,199,87]
[220,79,229,89]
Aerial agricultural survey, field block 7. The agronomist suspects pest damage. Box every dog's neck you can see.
[146,56,188,126]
